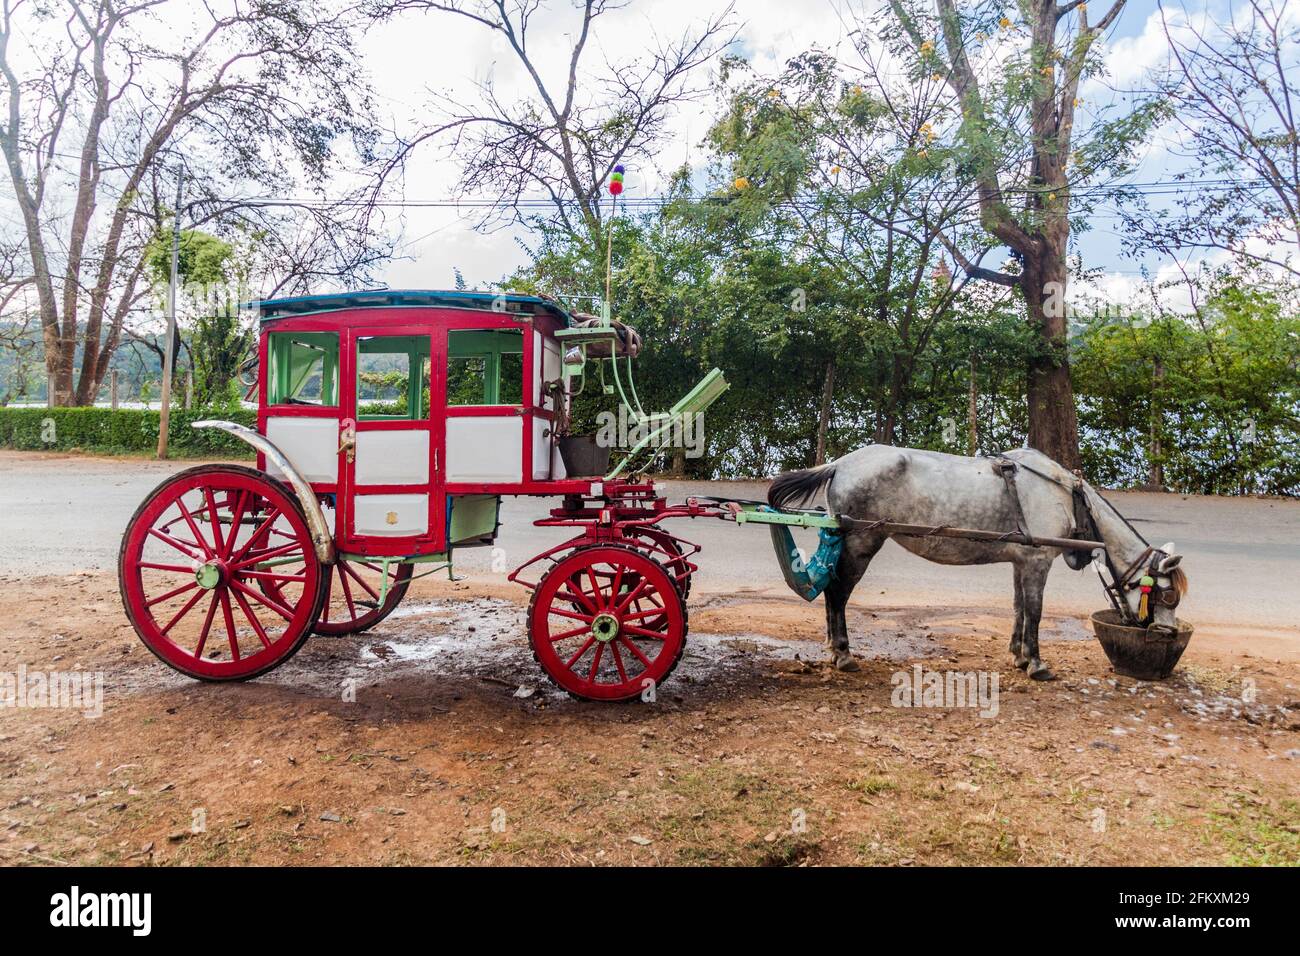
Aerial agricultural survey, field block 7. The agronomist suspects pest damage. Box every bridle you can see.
[989,454,1180,631]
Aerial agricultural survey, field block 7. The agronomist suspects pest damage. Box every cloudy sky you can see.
[353,0,1226,308]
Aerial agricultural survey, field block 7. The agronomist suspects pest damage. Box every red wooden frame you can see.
[255,305,601,557]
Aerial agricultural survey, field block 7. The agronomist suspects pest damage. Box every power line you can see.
[217,177,1275,210]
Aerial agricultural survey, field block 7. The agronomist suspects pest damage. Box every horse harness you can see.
[988,454,1179,629]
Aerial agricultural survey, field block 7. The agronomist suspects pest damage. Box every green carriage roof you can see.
[254,290,575,326]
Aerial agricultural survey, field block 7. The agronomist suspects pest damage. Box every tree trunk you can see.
[814,360,835,465]
[967,349,979,456]
[1148,354,1165,489]
[1022,258,1082,470]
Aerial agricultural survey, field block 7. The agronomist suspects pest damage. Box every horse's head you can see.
[1121,541,1188,632]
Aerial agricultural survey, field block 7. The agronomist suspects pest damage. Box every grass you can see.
[1206,798,1300,866]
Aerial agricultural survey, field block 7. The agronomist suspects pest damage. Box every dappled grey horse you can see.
[768,446,1188,679]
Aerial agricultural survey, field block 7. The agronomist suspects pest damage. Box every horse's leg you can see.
[1018,555,1055,681]
[823,533,884,672]
[1009,565,1026,665]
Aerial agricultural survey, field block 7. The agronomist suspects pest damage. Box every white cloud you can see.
[357,0,850,288]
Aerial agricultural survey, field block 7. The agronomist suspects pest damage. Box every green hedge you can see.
[0,406,258,458]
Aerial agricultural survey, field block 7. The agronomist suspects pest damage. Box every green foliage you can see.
[1073,281,1300,496]
[0,407,257,458]
[144,229,234,288]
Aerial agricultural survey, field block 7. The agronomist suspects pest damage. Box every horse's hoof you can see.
[1014,657,1030,670]
[833,654,860,672]
[1028,663,1056,681]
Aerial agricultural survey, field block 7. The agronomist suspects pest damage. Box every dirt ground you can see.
[1,569,1296,868]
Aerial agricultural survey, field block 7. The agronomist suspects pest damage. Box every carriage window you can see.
[357,335,430,420]
[447,329,524,406]
[267,332,338,406]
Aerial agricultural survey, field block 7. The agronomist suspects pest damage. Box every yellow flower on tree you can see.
[734,176,750,190]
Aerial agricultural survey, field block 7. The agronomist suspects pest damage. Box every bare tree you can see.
[885,0,1148,469]
[378,0,737,246]
[1120,0,1299,276]
[0,0,387,406]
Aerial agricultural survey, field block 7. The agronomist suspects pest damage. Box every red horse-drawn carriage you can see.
[118,291,733,701]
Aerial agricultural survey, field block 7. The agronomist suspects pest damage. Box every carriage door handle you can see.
[338,419,356,464]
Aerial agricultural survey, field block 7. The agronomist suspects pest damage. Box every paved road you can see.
[2,451,1297,632]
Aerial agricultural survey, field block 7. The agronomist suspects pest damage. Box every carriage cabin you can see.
[254,290,579,560]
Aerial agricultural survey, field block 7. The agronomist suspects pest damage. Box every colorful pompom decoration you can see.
[609,164,625,196]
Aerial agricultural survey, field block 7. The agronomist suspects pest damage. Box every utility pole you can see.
[156,162,183,459]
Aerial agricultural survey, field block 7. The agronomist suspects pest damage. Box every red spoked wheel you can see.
[118,465,328,681]
[529,544,687,702]
[263,556,413,636]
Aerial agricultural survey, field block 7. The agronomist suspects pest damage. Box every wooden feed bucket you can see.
[1090,609,1193,681]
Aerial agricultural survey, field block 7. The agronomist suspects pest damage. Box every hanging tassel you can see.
[1138,574,1154,621]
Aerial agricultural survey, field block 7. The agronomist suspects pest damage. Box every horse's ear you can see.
[1157,552,1182,573]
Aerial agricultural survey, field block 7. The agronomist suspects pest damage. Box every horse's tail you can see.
[768,462,837,510]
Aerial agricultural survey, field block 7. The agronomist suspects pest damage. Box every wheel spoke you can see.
[546,606,596,624]
[193,594,219,659]
[618,635,654,668]
[229,508,280,564]
[138,561,194,573]
[614,579,650,615]
[339,560,380,601]
[610,562,625,607]
[610,641,629,683]
[586,565,604,610]
[174,498,214,559]
[240,569,308,584]
[564,636,596,669]
[623,624,669,641]
[559,584,597,614]
[621,606,669,622]
[219,590,240,661]
[587,642,605,681]
[338,565,358,619]
[231,586,273,650]
[321,566,334,622]
[204,487,226,555]
[547,624,591,643]
[231,540,303,571]
[230,579,295,622]
[222,491,249,559]
[160,588,207,636]
[146,580,198,608]
[148,527,204,561]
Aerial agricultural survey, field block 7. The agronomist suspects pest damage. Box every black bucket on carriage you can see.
[558,434,611,477]
[1090,609,1193,680]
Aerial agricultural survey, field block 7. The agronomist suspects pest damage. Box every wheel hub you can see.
[194,561,224,590]
[591,612,620,643]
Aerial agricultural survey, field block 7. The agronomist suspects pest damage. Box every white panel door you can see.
[353,493,430,536]
[355,430,430,485]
